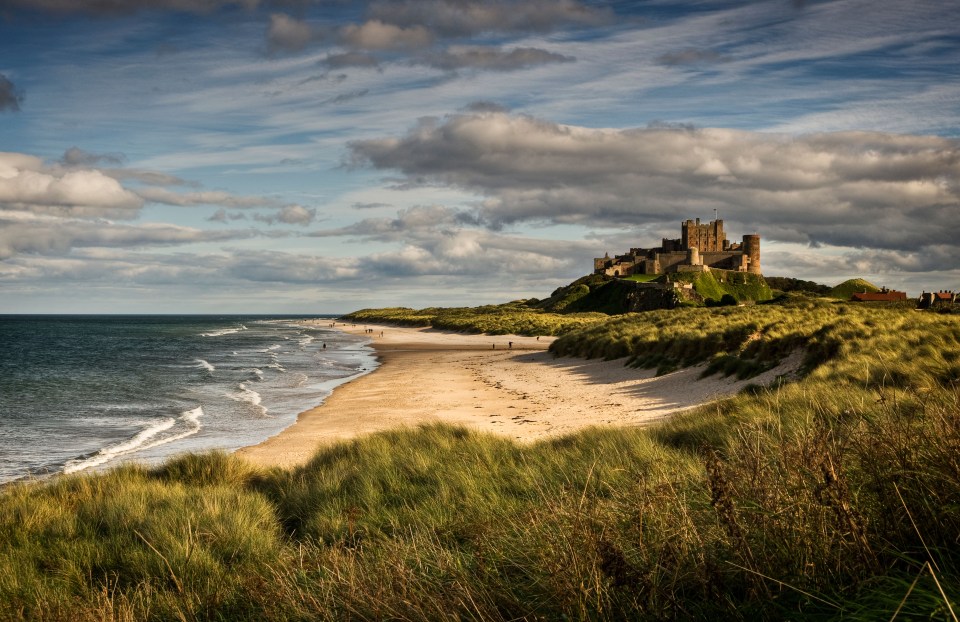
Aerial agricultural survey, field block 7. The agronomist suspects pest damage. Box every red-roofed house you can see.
[918,291,957,308]
[851,288,907,302]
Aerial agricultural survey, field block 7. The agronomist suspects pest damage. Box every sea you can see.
[0,315,376,484]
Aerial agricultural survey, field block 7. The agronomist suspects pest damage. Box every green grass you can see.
[829,278,880,299]
[3,302,960,620]
[668,269,774,304]
[344,301,608,336]
[765,275,832,296]
[623,273,662,283]
[550,295,830,373]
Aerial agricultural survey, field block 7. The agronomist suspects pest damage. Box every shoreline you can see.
[237,323,553,467]
[238,322,802,469]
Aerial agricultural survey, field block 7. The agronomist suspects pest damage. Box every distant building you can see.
[851,287,907,302]
[918,290,957,308]
[594,218,761,277]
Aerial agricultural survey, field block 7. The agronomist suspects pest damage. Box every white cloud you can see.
[136,186,284,209]
[266,13,317,54]
[0,152,143,218]
[309,204,594,279]
[0,150,304,220]
[340,20,433,51]
[0,210,254,259]
[254,204,317,225]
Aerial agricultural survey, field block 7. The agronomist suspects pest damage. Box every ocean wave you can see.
[291,372,309,388]
[230,383,269,417]
[266,350,286,372]
[194,358,216,373]
[63,407,204,475]
[200,324,247,338]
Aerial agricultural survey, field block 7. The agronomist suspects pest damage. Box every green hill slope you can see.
[533,274,614,312]
[764,276,831,296]
[667,270,773,305]
[536,271,773,313]
[829,278,879,299]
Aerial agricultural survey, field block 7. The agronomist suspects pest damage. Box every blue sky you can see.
[1,0,959,313]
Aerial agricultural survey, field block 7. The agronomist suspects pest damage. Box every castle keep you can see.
[594,219,761,277]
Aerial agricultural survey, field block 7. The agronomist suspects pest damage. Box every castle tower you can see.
[742,234,761,275]
[682,218,725,252]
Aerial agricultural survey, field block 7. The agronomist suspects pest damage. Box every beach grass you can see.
[2,300,959,620]
[344,302,608,336]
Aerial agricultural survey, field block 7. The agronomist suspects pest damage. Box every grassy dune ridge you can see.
[344,302,607,336]
[2,300,959,620]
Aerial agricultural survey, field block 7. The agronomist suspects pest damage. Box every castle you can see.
[594,219,761,277]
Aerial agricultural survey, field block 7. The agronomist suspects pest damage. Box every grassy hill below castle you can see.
[345,271,774,327]
[667,269,773,304]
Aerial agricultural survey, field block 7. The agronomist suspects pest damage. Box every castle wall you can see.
[661,238,683,253]
[700,251,746,271]
[656,251,689,273]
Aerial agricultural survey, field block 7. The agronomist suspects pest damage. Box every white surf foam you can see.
[230,383,269,417]
[63,406,204,475]
[194,358,215,372]
[266,351,286,372]
[201,325,247,338]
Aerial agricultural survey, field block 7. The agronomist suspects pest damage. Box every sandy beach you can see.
[238,322,801,468]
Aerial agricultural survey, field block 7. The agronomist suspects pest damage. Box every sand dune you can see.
[238,322,800,468]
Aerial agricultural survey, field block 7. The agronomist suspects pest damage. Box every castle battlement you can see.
[594,219,761,277]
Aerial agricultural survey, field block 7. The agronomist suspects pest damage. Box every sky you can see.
[1,0,959,313]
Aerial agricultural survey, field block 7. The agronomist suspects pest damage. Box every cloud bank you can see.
[349,112,960,272]
[0,149,318,267]
[261,0,603,69]
[0,211,253,260]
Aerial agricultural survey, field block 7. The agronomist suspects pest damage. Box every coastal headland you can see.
[239,321,801,468]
